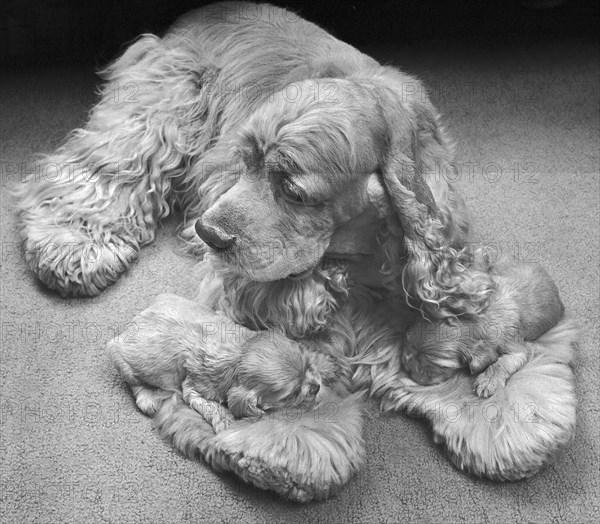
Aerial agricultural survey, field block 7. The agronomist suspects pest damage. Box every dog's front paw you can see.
[22,222,138,297]
[474,366,506,398]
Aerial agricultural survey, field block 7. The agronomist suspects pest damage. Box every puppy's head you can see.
[238,332,323,411]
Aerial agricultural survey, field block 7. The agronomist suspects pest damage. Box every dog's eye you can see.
[280,178,308,204]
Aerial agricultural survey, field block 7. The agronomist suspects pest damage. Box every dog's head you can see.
[196,64,493,319]
[195,77,385,281]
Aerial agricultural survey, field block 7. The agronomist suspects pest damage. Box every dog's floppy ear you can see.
[370,68,493,319]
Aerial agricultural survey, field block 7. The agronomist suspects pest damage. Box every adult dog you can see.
[16,1,576,487]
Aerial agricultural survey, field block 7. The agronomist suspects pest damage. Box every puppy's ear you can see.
[373,68,493,319]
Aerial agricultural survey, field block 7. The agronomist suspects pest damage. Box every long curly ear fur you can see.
[371,68,494,319]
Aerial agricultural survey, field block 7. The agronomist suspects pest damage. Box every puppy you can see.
[401,255,565,397]
[109,295,345,432]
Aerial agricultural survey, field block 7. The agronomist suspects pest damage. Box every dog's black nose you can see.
[308,383,320,396]
[194,219,236,250]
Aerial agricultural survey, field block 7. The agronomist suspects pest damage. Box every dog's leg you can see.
[182,381,233,433]
[14,35,213,296]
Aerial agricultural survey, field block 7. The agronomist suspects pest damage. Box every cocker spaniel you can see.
[15,1,577,496]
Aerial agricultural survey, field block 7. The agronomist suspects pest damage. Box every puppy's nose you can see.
[308,383,320,396]
[194,219,236,250]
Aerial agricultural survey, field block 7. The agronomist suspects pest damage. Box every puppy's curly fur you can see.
[16,2,577,496]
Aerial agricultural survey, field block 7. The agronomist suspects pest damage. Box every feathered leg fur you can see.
[154,391,365,503]
[374,317,578,480]
[14,35,213,296]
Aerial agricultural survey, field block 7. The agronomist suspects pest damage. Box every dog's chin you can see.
[218,256,321,282]
[287,268,315,280]
[240,263,320,282]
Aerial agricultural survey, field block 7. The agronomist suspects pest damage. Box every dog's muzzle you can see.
[195,219,236,250]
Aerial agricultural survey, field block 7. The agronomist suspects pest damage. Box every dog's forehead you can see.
[239,82,384,178]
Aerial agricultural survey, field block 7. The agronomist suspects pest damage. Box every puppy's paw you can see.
[313,353,353,393]
[474,366,506,398]
[464,341,500,374]
[333,355,354,383]
[135,390,159,416]
[211,411,234,433]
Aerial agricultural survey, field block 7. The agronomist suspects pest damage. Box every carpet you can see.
[1,37,598,523]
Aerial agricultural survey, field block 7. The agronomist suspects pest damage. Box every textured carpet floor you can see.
[1,37,598,523]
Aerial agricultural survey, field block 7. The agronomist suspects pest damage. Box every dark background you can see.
[1,0,599,67]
